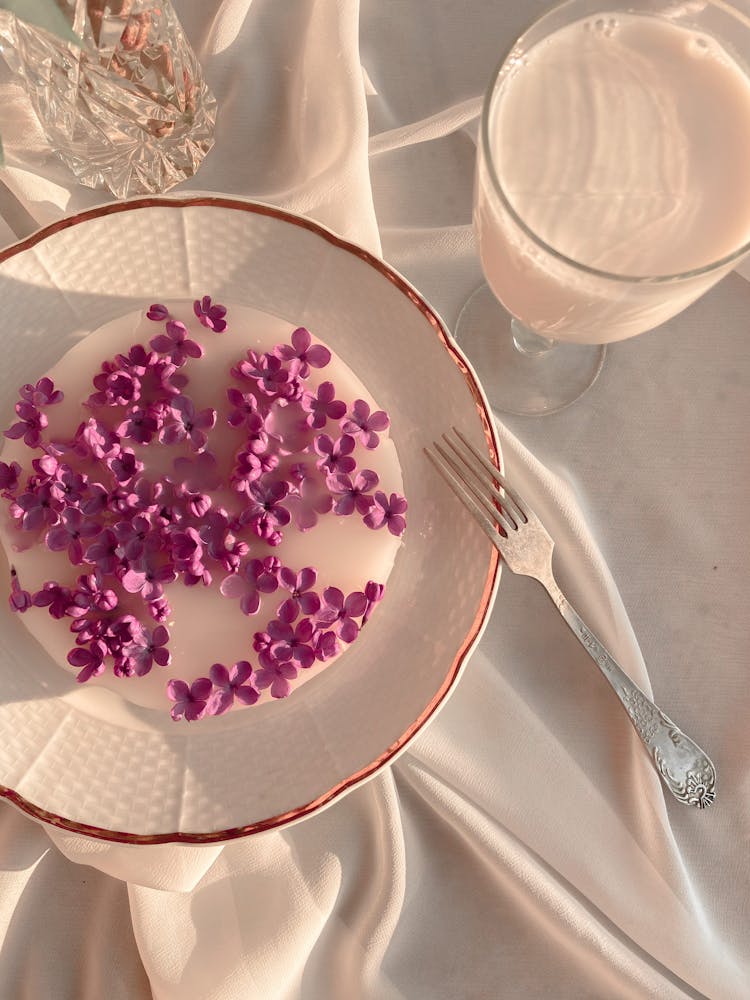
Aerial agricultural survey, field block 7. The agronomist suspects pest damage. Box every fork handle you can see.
[542,577,716,808]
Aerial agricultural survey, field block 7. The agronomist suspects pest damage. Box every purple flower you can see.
[84,528,120,575]
[114,514,162,562]
[342,400,390,450]
[206,661,259,715]
[0,461,21,494]
[88,363,141,408]
[68,640,108,683]
[170,526,204,570]
[20,377,63,407]
[240,479,291,541]
[116,405,161,445]
[160,396,216,452]
[150,320,204,367]
[10,484,62,532]
[68,571,118,616]
[268,617,316,669]
[252,629,274,658]
[364,491,408,537]
[254,655,298,699]
[121,556,177,603]
[220,556,280,615]
[4,402,48,448]
[116,344,160,377]
[327,469,379,516]
[313,629,339,662]
[193,296,227,333]
[49,465,89,506]
[45,508,101,564]
[146,303,170,322]
[226,387,259,429]
[274,327,331,376]
[317,587,367,643]
[300,381,346,429]
[140,357,188,398]
[107,447,143,485]
[8,568,31,613]
[147,596,171,623]
[233,352,299,399]
[285,465,333,532]
[75,418,120,461]
[122,476,164,515]
[231,446,278,493]
[172,451,221,493]
[167,677,213,721]
[121,624,171,676]
[313,433,356,475]
[277,566,320,622]
[362,580,385,625]
[32,581,73,618]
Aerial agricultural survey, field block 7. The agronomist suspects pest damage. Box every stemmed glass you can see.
[456,0,750,415]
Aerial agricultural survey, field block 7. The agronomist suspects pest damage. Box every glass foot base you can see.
[454,283,606,416]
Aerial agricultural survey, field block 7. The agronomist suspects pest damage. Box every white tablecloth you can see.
[0,2,748,997]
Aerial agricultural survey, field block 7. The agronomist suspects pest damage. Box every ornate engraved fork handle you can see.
[541,575,716,808]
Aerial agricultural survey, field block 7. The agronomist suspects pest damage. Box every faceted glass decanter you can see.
[0,0,217,198]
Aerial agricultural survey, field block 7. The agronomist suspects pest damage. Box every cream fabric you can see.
[0,1,747,997]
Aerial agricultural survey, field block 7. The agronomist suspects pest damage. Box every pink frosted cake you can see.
[0,298,407,721]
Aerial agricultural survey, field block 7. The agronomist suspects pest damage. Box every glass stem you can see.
[511,319,556,357]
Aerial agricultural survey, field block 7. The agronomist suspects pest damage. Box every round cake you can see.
[0,298,407,721]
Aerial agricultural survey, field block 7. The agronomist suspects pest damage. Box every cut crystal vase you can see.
[0,0,217,198]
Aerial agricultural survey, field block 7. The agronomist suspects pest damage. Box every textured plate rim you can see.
[0,195,500,844]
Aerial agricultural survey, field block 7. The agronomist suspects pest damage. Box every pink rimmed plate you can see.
[0,197,500,843]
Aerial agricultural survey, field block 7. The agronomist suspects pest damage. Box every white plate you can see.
[0,197,500,843]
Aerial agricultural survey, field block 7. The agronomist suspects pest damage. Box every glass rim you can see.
[479,0,750,286]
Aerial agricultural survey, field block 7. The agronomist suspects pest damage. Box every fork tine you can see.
[450,426,528,522]
[432,442,516,535]
[424,447,507,551]
[441,433,526,528]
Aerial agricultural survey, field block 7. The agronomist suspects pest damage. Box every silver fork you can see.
[427,427,716,809]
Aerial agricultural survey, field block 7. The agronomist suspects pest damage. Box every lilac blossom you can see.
[8,569,31,613]
[268,617,316,669]
[84,528,121,575]
[160,396,216,451]
[300,381,346,429]
[317,587,367,643]
[10,484,62,532]
[206,661,259,715]
[277,566,320,622]
[342,399,390,450]
[285,464,333,532]
[226,387,259,429]
[193,296,227,332]
[68,572,118,616]
[170,527,204,571]
[150,320,203,367]
[362,580,386,625]
[49,466,89,506]
[89,363,141,407]
[231,446,278,493]
[121,624,171,676]
[254,655,298,699]
[326,469,378,516]
[4,402,48,448]
[167,677,212,721]
[274,326,331,377]
[0,461,20,494]
[364,491,408,537]
[106,447,143,485]
[140,357,188,398]
[117,405,161,445]
[68,640,107,683]
[147,596,171,623]
[239,479,291,541]
[313,433,356,475]
[32,581,72,619]
[252,629,275,659]
[220,556,280,615]
[313,629,339,662]
[45,508,101,564]
[122,476,163,515]
[76,418,120,461]
[233,351,299,399]
[114,514,162,562]
[121,555,177,603]
[19,377,63,407]
[146,304,170,322]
